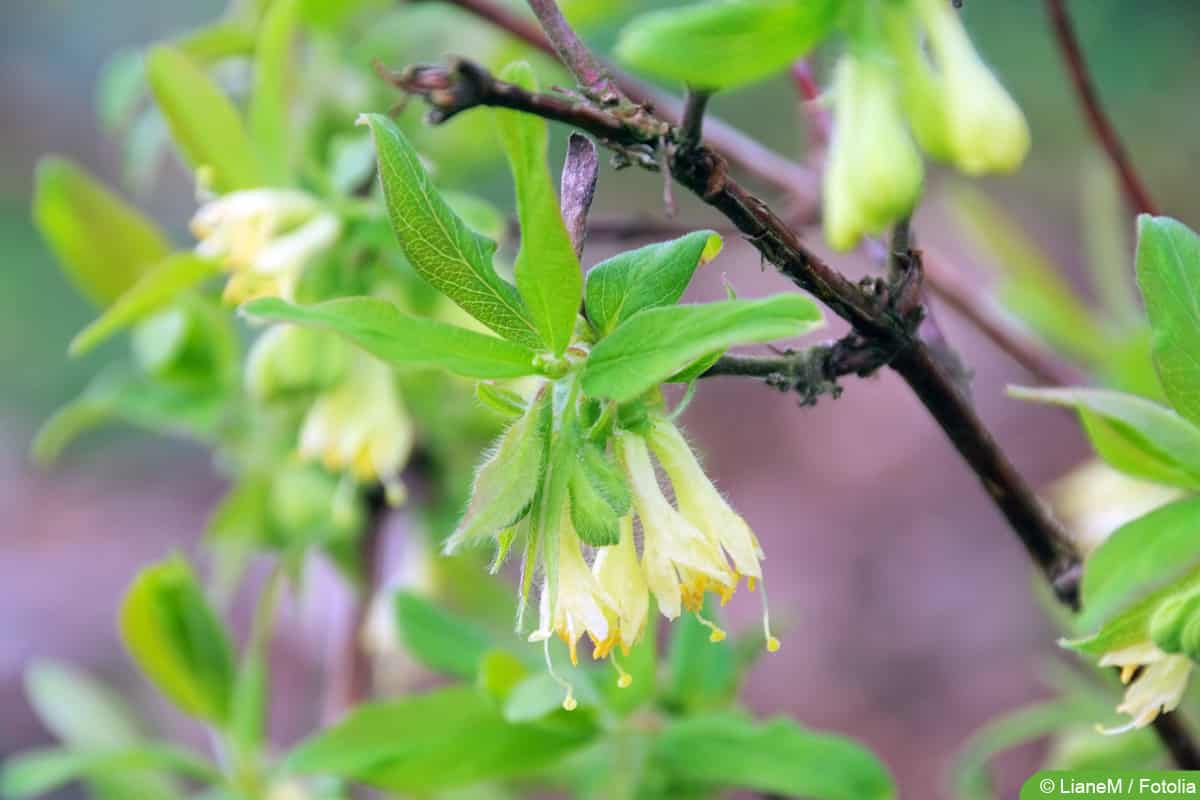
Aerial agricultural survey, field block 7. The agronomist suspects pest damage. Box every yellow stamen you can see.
[1120,664,1138,685]
[759,580,780,652]
[611,654,633,689]
[542,639,577,711]
[694,612,727,643]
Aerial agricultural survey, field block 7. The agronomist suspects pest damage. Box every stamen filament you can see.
[611,653,633,689]
[759,581,781,652]
[694,612,727,643]
[543,639,577,711]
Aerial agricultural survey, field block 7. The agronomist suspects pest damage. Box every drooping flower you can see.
[823,53,924,251]
[617,430,739,632]
[1096,641,1193,734]
[190,188,341,303]
[910,0,1030,175]
[592,515,650,663]
[299,353,413,503]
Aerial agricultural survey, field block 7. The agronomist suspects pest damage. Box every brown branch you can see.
[384,58,1080,602]
[678,87,712,152]
[526,0,620,103]
[1044,0,1159,215]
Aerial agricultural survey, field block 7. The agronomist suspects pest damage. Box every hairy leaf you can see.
[119,556,236,723]
[282,686,596,791]
[358,113,541,346]
[145,46,264,192]
[616,0,839,90]
[568,461,620,546]
[1009,386,1200,489]
[652,713,895,800]
[496,61,582,354]
[33,157,171,306]
[585,230,723,336]
[1136,216,1200,428]
[243,297,539,379]
[582,295,822,402]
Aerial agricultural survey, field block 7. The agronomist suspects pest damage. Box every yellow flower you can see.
[299,353,412,500]
[912,0,1030,175]
[1097,641,1193,734]
[617,431,737,623]
[592,515,650,660]
[529,518,616,667]
[190,188,341,303]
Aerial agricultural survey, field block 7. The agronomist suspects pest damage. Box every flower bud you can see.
[913,0,1030,175]
[1150,585,1200,659]
[883,5,954,162]
[823,54,924,251]
[246,324,351,403]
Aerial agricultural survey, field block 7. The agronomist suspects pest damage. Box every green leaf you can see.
[496,61,582,355]
[358,113,541,346]
[1009,386,1200,489]
[1064,569,1200,656]
[1078,496,1200,630]
[70,254,219,355]
[447,394,548,551]
[1136,215,1200,428]
[249,0,300,183]
[393,591,495,679]
[96,48,146,133]
[229,569,284,764]
[652,713,894,800]
[568,461,620,546]
[24,662,144,750]
[502,672,599,723]
[119,555,236,723]
[585,230,723,336]
[243,297,539,379]
[578,441,631,515]
[949,186,1109,365]
[950,699,1098,800]
[32,157,172,306]
[282,686,596,791]
[145,46,264,192]
[0,746,219,800]
[666,596,737,712]
[615,0,838,90]
[582,295,822,402]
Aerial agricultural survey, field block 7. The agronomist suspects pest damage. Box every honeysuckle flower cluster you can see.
[454,393,778,710]
[824,0,1031,249]
[190,188,342,303]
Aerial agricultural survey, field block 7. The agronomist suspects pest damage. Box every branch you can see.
[526,0,620,103]
[385,58,1080,600]
[1044,0,1159,215]
[703,334,899,406]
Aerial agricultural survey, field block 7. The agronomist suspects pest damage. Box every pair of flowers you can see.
[823,0,1030,250]
[528,417,776,705]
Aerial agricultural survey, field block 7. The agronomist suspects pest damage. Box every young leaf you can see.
[1135,215,1200,428]
[119,555,236,723]
[447,394,548,551]
[651,713,895,800]
[281,686,597,791]
[1065,570,1200,657]
[582,295,823,402]
[70,254,219,356]
[0,746,220,800]
[615,0,839,90]
[585,230,723,336]
[1078,496,1200,630]
[242,297,540,379]
[249,0,300,183]
[145,46,264,192]
[393,591,495,679]
[496,61,582,355]
[1009,386,1200,489]
[32,157,172,306]
[357,113,541,347]
[578,441,631,515]
[568,462,620,546]
[24,662,145,750]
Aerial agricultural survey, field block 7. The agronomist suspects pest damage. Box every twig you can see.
[1044,0,1159,215]
[678,87,711,152]
[526,0,619,103]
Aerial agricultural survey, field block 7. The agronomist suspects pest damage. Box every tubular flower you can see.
[1097,641,1193,734]
[190,188,341,303]
[529,518,617,668]
[592,515,650,660]
[617,431,738,626]
[911,0,1030,175]
[823,53,924,250]
[299,353,413,502]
